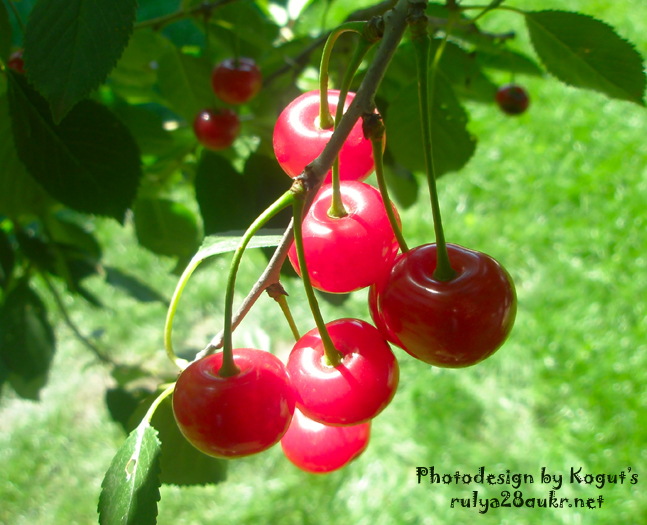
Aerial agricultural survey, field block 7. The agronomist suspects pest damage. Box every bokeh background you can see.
[1,0,647,523]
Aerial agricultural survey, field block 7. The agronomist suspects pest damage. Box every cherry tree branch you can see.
[200,0,411,356]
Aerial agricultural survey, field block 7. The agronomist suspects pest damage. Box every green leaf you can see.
[157,49,215,124]
[105,267,167,304]
[196,231,284,262]
[98,422,162,525]
[385,77,477,177]
[525,10,646,105]
[7,72,142,222]
[109,29,171,103]
[0,281,55,401]
[0,1,11,63]
[133,199,200,258]
[475,48,544,77]
[112,103,174,156]
[383,157,419,209]
[0,93,54,219]
[195,151,255,235]
[0,228,14,290]
[243,153,293,230]
[106,387,153,433]
[23,0,138,122]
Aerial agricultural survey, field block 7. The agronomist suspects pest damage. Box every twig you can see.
[200,0,411,356]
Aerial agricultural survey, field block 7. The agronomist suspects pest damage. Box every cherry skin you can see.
[193,108,240,150]
[172,348,296,458]
[273,90,377,183]
[369,243,517,368]
[495,84,530,115]
[281,408,371,474]
[211,57,262,105]
[287,318,399,426]
[288,181,400,294]
[8,50,25,74]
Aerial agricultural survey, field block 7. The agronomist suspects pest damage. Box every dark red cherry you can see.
[496,84,530,115]
[193,108,240,150]
[211,57,262,105]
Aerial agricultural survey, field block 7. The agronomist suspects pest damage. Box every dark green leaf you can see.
[243,153,293,230]
[0,281,55,400]
[476,48,544,77]
[195,151,255,235]
[0,228,14,290]
[0,1,11,63]
[133,199,200,258]
[109,30,171,103]
[23,0,138,122]
[7,72,142,221]
[525,10,646,105]
[106,387,153,433]
[111,365,150,387]
[46,210,102,259]
[112,103,174,156]
[383,158,419,209]
[15,228,56,272]
[196,231,284,262]
[105,267,168,304]
[385,77,477,177]
[98,422,161,525]
[0,93,54,219]
[157,49,215,124]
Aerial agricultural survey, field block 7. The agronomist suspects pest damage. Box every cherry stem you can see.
[292,191,343,367]
[328,36,377,219]
[143,383,176,425]
[411,10,456,282]
[319,21,365,130]
[370,132,409,253]
[266,282,301,342]
[221,190,297,377]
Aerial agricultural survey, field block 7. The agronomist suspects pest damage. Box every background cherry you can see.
[211,57,262,105]
[287,318,399,426]
[8,50,25,74]
[281,408,371,473]
[172,348,296,458]
[273,90,376,182]
[370,243,517,367]
[193,108,240,150]
[496,84,530,115]
[287,181,400,294]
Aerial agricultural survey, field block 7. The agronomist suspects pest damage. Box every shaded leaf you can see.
[476,48,544,77]
[23,0,138,122]
[112,365,150,387]
[105,267,168,304]
[157,49,215,123]
[0,1,10,63]
[382,155,419,209]
[133,199,200,258]
[243,153,293,230]
[525,11,646,105]
[195,151,255,235]
[0,281,55,400]
[385,76,477,177]
[98,422,161,525]
[7,72,142,221]
[107,387,153,433]
[0,228,14,290]
[112,103,174,156]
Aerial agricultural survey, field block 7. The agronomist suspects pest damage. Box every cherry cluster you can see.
[172,88,517,474]
[193,57,262,150]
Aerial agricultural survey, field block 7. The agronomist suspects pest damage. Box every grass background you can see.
[2,0,647,523]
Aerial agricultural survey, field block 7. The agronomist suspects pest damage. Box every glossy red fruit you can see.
[495,84,530,115]
[211,57,262,105]
[8,50,25,74]
[287,318,399,426]
[369,243,516,368]
[288,181,400,294]
[193,108,240,150]
[172,348,296,458]
[281,408,371,473]
[273,90,377,183]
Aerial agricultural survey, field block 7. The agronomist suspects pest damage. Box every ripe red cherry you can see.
[281,408,371,473]
[273,90,376,183]
[172,348,296,458]
[287,318,399,426]
[193,108,240,150]
[369,243,516,368]
[211,57,262,105]
[495,84,530,115]
[8,50,25,74]
[288,181,400,294]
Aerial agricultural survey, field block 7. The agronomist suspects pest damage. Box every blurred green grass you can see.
[2,1,647,523]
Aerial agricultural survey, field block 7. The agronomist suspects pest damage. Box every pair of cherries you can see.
[193,57,262,150]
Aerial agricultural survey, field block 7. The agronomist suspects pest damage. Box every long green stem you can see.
[144,383,176,424]
[411,16,456,281]
[220,191,297,377]
[328,37,376,219]
[319,21,365,130]
[371,134,409,253]
[292,198,342,367]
